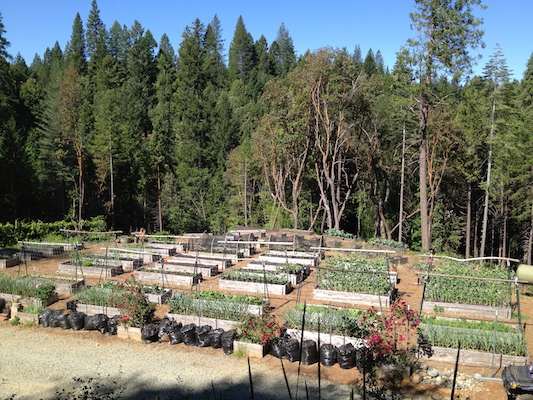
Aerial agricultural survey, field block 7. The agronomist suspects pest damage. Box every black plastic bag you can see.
[196,325,212,347]
[301,340,318,365]
[320,343,337,367]
[66,300,78,312]
[107,315,119,335]
[181,323,197,346]
[48,310,64,328]
[209,328,224,349]
[283,338,300,363]
[58,313,71,330]
[141,324,159,343]
[168,322,184,345]
[269,336,286,359]
[38,308,54,328]
[221,330,235,355]
[66,311,86,331]
[337,343,356,369]
[84,313,109,333]
[269,329,291,358]
[157,318,172,341]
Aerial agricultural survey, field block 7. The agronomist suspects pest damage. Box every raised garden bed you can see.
[0,256,20,268]
[233,340,269,358]
[129,246,176,257]
[105,248,161,263]
[58,262,124,278]
[116,325,142,341]
[0,292,57,307]
[241,263,307,286]
[419,346,528,368]
[421,261,513,318]
[182,251,240,265]
[169,255,230,270]
[15,311,39,323]
[164,261,218,277]
[134,268,201,286]
[421,300,511,319]
[259,253,318,267]
[144,288,172,305]
[17,251,43,261]
[18,243,65,256]
[313,288,391,307]
[76,303,121,316]
[88,257,143,271]
[28,275,85,295]
[219,279,291,296]
[267,249,325,259]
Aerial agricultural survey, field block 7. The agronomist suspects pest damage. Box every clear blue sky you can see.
[2,0,532,80]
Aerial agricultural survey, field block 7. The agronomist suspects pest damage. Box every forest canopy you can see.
[0,0,532,262]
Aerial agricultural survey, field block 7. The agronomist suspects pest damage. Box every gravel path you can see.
[0,322,363,400]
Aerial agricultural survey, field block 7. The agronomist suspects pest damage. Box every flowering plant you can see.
[111,275,156,327]
[359,298,421,366]
[234,307,283,345]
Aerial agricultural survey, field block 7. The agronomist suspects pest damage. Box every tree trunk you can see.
[419,93,430,251]
[109,144,115,229]
[156,163,163,232]
[481,100,496,258]
[398,123,406,244]
[528,201,533,265]
[465,182,472,259]
[244,160,248,227]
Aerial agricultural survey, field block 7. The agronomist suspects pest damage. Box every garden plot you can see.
[18,242,65,257]
[83,255,143,272]
[105,248,161,263]
[241,261,309,286]
[134,267,201,287]
[0,250,20,268]
[259,253,319,267]
[26,274,85,295]
[163,260,219,277]
[420,261,514,319]
[219,269,292,295]
[418,317,527,366]
[313,256,395,307]
[180,251,241,265]
[266,249,325,259]
[166,291,265,331]
[58,261,124,278]
[191,233,254,257]
[283,304,368,347]
[167,255,230,270]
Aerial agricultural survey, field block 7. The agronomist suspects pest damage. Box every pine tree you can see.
[86,0,106,62]
[228,16,256,83]
[363,49,377,75]
[408,0,485,251]
[66,13,86,73]
[271,23,296,77]
[150,33,177,231]
[204,15,227,87]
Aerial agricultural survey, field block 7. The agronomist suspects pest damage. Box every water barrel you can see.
[516,264,533,284]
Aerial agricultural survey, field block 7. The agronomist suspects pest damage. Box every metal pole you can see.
[491,312,498,377]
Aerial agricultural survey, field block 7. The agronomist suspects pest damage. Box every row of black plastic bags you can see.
[37,309,368,370]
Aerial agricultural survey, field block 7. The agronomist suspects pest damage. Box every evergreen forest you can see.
[1,0,532,262]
